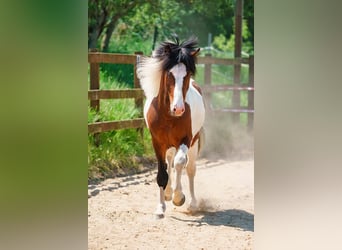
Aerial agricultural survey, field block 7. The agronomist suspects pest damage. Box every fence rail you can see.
[88,119,145,134]
[88,52,136,64]
[88,51,144,138]
[202,84,254,92]
[199,53,254,130]
[197,56,250,65]
[88,52,254,135]
[88,89,144,100]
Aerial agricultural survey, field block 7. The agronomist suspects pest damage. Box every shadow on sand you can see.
[88,171,156,198]
[171,209,254,232]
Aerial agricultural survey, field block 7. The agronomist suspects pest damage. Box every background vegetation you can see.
[88,0,254,180]
[89,0,253,52]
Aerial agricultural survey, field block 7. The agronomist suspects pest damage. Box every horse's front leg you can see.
[155,157,168,218]
[151,139,169,218]
[165,147,176,201]
[172,144,188,206]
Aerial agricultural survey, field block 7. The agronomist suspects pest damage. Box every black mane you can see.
[153,36,199,75]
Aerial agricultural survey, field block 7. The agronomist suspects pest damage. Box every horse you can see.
[137,36,205,218]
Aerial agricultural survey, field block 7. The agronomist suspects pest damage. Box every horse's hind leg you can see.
[165,147,176,201]
[186,141,199,212]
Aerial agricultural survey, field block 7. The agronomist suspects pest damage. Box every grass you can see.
[88,128,155,182]
[88,76,155,182]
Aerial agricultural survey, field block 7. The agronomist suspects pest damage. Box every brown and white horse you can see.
[137,37,205,218]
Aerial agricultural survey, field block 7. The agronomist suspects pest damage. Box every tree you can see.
[88,0,253,53]
[88,0,150,51]
[243,0,254,52]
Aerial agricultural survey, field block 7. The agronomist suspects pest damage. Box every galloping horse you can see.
[137,37,205,218]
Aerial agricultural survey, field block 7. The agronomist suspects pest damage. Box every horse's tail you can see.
[197,127,205,156]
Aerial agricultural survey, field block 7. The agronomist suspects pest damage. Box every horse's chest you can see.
[146,104,191,146]
[150,117,186,136]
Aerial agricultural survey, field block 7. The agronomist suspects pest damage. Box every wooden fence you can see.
[198,54,254,130]
[88,52,254,135]
[88,51,144,135]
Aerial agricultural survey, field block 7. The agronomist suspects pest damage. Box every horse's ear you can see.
[191,48,200,57]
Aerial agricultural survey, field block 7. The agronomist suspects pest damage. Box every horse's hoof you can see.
[187,204,198,213]
[172,195,185,206]
[154,203,166,219]
[165,194,172,201]
[154,213,165,219]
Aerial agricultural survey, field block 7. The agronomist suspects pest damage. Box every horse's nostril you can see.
[173,105,185,115]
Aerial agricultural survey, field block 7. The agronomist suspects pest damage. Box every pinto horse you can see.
[137,37,205,218]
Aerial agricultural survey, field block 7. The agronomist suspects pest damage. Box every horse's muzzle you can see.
[172,105,185,116]
[171,104,185,116]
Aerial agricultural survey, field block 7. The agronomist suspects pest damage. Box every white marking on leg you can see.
[155,187,166,218]
[186,141,198,212]
[174,144,188,166]
[172,144,188,206]
[165,147,176,201]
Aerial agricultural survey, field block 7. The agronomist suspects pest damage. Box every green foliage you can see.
[180,0,235,46]
[88,99,139,123]
[90,0,253,87]
[99,20,154,86]
[88,128,155,181]
[212,19,253,55]
[89,0,253,52]
[100,64,134,88]
[88,77,154,180]
[243,0,254,52]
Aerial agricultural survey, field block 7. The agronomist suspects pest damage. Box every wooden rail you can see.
[88,52,254,137]
[202,84,254,92]
[88,89,144,100]
[88,119,145,134]
[88,51,144,138]
[197,56,249,65]
[198,54,254,130]
[88,52,136,64]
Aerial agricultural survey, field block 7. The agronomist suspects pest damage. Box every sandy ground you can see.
[88,159,254,250]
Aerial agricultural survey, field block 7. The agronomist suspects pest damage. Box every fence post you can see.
[204,53,212,109]
[134,51,144,140]
[233,0,243,124]
[247,55,254,131]
[89,48,101,146]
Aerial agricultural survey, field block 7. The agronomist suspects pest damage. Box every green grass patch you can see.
[88,76,155,182]
[88,128,155,182]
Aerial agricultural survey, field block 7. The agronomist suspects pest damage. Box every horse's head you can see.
[154,36,200,117]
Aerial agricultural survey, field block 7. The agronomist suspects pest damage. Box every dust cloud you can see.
[200,113,254,161]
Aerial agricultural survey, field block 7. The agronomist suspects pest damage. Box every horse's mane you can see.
[137,36,199,100]
[136,56,162,100]
[154,36,199,75]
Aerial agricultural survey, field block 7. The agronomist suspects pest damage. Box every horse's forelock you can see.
[154,36,199,75]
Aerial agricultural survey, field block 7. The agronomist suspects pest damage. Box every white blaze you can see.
[169,63,187,112]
